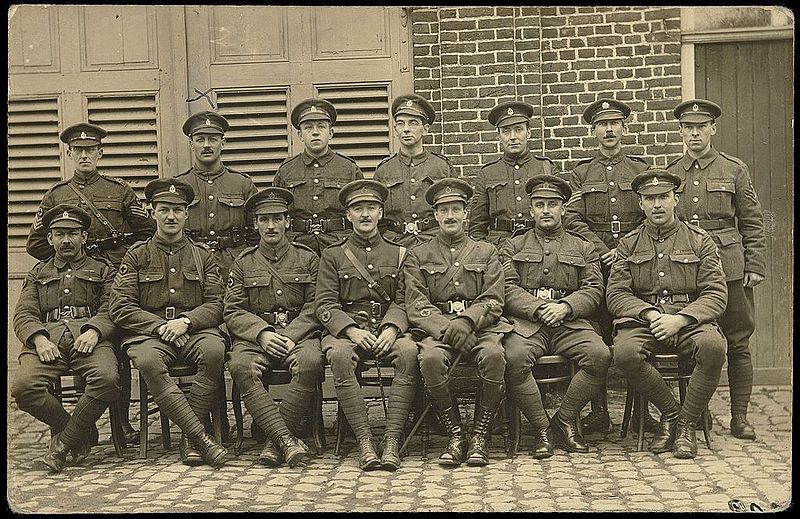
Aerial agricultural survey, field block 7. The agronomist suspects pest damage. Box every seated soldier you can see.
[608,170,728,459]
[314,179,419,471]
[12,205,120,473]
[405,178,513,467]
[109,178,228,467]
[500,175,610,456]
[224,187,325,467]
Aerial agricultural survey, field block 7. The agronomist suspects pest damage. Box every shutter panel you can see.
[216,88,290,188]
[86,93,159,196]
[316,83,391,177]
[8,97,62,248]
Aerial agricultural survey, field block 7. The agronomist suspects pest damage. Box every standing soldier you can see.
[224,188,324,467]
[273,98,363,256]
[564,99,656,434]
[667,99,766,440]
[314,180,419,471]
[175,111,260,276]
[468,101,559,245]
[26,123,155,445]
[13,205,120,473]
[501,175,610,456]
[406,178,513,467]
[373,94,457,247]
[608,170,728,459]
[109,179,228,467]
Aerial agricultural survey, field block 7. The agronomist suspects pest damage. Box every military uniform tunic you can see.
[12,253,120,429]
[468,152,558,245]
[405,232,512,385]
[26,170,154,266]
[273,149,363,255]
[175,165,260,274]
[373,150,456,247]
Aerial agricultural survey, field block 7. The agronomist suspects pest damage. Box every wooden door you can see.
[694,39,793,384]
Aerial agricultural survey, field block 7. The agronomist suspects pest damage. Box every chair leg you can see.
[334,403,345,457]
[211,377,225,445]
[505,399,520,458]
[421,393,430,460]
[231,383,244,455]
[702,408,713,450]
[636,392,647,452]
[160,409,171,450]
[620,383,634,439]
[313,382,326,454]
[108,402,126,458]
[139,375,148,459]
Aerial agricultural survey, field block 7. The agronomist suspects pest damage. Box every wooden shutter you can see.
[86,93,160,196]
[8,97,62,248]
[216,88,291,187]
[316,83,391,177]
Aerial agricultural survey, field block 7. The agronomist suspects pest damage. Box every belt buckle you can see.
[309,221,323,235]
[657,295,672,305]
[370,301,383,318]
[404,221,419,234]
[50,307,60,320]
[512,219,526,230]
[535,288,553,300]
[449,300,466,314]
[165,306,176,320]
[65,306,76,318]
[690,219,700,227]
[275,312,288,326]
[611,221,621,234]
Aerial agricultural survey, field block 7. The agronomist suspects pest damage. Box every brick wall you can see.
[412,6,685,177]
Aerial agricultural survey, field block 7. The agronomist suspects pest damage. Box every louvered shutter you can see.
[216,88,290,188]
[316,84,391,178]
[86,94,160,196]
[8,97,62,248]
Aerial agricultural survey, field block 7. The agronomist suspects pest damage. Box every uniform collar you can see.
[53,252,88,270]
[301,148,334,167]
[348,229,382,249]
[534,225,565,240]
[680,147,719,171]
[72,169,100,186]
[435,230,467,247]
[257,237,290,261]
[398,148,428,166]
[152,233,189,254]
[192,164,226,180]
[644,215,680,240]
[502,150,532,167]
[596,149,624,165]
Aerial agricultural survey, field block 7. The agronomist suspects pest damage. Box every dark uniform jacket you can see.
[224,239,321,345]
[108,234,225,346]
[469,151,559,240]
[666,148,766,281]
[13,253,117,349]
[606,218,728,329]
[175,165,259,246]
[26,170,154,265]
[314,232,408,338]
[500,227,604,338]
[273,149,363,222]
[404,232,512,340]
[564,150,650,256]
[373,150,456,238]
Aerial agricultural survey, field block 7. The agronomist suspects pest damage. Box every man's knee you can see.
[11,374,44,410]
[196,339,226,372]
[325,342,357,378]
[584,340,612,374]
[694,330,727,371]
[227,351,261,383]
[292,344,324,385]
[418,346,447,381]
[391,337,420,377]
[612,334,645,374]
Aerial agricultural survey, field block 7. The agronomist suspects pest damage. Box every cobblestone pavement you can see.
[7,386,791,513]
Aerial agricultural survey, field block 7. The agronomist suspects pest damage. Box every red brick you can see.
[577,26,594,36]
[411,9,438,23]
[440,19,477,31]
[608,57,644,68]
[615,46,634,57]
[495,29,514,39]
[478,41,511,52]
[595,25,613,35]
[597,70,614,80]
[549,83,585,94]
[442,66,477,77]
[596,48,613,58]
[460,52,498,65]
[569,14,604,25]
[579,70,596,81]
[441,54,459,66]
[541,16,567,27]
[586,35,624,46]
[634,68,653,78]
[606,10,643,23]
[573,59,606,70]
[559,49,577,60]
[459,29,497,41]
[578,48,595,58]
[570,39,587,48]
[457,7,495,18]
[644,8,680,20]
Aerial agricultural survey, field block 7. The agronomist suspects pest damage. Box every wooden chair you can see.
[620,353,713,451]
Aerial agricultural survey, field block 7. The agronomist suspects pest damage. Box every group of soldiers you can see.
[12,91,765,474]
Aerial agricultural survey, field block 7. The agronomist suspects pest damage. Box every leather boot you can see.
[357,437,381,471]
[466,381,504,466]
[530,427,555,459]
[435,404,468,467]
[730,414,756,440]
[71,424,99,463]
[258,441,282,467]
[380,436,401,471]
[42,434,71,473]
[181,433,204,466]
[581,408,612,434]
[673,418,697,459]
[648,409,679,454]
[191,432,228,467]
[632,406,661,434]
[550,411,589,453]
[275,434,308,468]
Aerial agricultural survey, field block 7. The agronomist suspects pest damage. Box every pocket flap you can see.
[618,181,633,191]
[383,178,404,188]
[94,200,123,211]
[669,253,701,264]
[243,275,271,287]
[627,252,654,265]
[138,271,164,282]
[338,269,364,281]
[285,273,312,284]
[323,180,344,189]
[421,264,447,275]
[511,251,544,263]
[218,196,245,207]
[581,182,609,194]
[557,254,587,268]
[706,181,736,194]
[183,271,202,282]
[463,263,486,273]
[74,271,102,283]
[714,228,741,247]
[487,180,508,189]
[36,276,61,285]
[286,179,307,189]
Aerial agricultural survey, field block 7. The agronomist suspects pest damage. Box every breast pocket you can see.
[138,271,166,309]
[461,263,486,297]
[338,268,367,302]
[377,266,400,298]
[73,271,104,307]
[182,271,204,306]
[579,182,609,219]
[626,252,655,292]
[556,253,587,290]
[616,181,641,216]
[243,274,272,311]
[93,198,125,230]
[218,195,246,225]
[285,179,308,209]
[281,272,312,308]
[705,180,736,215]
[383,178,406,213]
[420,263,447,293]
[35,276,61,311]
[511,251,544,289]
[669,252,701,293]
[323,180,346,213]
[486,180,509,215]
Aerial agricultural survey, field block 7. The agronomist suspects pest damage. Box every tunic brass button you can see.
[65,274,71,278]
[209,230,216,236]
[343,275,349,279]
[692,197,699,203]
[612,215,618,220]
[658,272,665,277]
[544,250,550,256]
[313,196,319,201]
[609,181,615,186]
[276,289,283,295]
[606,165,613,171]
[209,212,215,218]
[694,163,699,169]
[612,233,619,238]
[610,197,616,203]
[365,247,372,252]
[208,195,214,200]
[543,268,549,275]
[253,281,257,285]
[411,213,417,219]
[313,163,319,168]
[170,268,176,273]
[367,264,374,269]
[313,178,320,183]
[64,288,70,294]
[207,180,213,184]
[663,289,669,295]
[410,195,416,200]
[514,180,520,185]
[454,262,460,267]
[516,196,522,201]
[514,165,520,170]
[693,180,700,185]
[454,281,460,286]
[544,238,550,243]
[312,214,318,218]
[658,253,664,259]
[693,214,699,219]
[410,178,416,183]
[517,213,523,218]
[169,288,176,293]
[450,248,456,252]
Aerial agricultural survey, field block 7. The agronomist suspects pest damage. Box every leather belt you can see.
[491,217,534,232]
[185,229,246,250]
[162,307,191,320]
[258,309,300,326]
[342,300,390,318]
[587,220,638,233]
[290,217,351,235]
[528,287,567,300]
[45,306,93,322]
[87,233,136,253]
[688,217,735,230]
[434,299,473,315]
[383,218,438,235]
[642,293,697,304]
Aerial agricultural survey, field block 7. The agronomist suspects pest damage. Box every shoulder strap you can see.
[190,244,205,288]
[342,245,391,302]
[66,183,119,234]
[258,258,285,285]
[434,240,477,295]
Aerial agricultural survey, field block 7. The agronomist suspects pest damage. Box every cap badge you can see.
[80,132,87,139]
[267,192,276,199]
[601,102,610,109]
[507,108,514,115]
[62,211,70,219]
[692,103,699,112]
[445,186,452,193]
[169,184,177,193]
[542,182,551,189]
[309,105,317,113]
[406,100,414,107]
[651,177,659,186]
[205,118,211,126]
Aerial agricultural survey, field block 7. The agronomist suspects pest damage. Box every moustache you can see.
[443,219,458,225]
[359,218,373,223]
